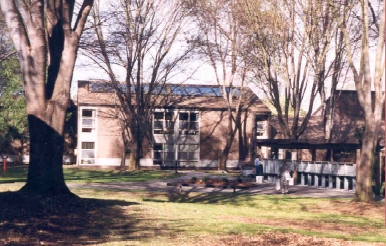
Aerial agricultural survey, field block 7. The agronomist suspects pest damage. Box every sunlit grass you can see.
[71,189,386,245]
[63,168,185,183]
[1,166,385,245]
[0,165,184,183]
[0,166,28,183]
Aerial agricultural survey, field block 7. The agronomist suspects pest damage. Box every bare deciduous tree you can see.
[242,0,343,141]
[337,0,385,202]
[80,0,191,170]
[1,0,93,196]
[187,0,253,171]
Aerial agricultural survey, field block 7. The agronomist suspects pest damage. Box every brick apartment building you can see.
[75,80,272,169]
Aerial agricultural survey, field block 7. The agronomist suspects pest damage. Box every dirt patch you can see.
[218,200,385,237]
[219,215,382,236]
[307,200,384,219]
[167,232,385,246]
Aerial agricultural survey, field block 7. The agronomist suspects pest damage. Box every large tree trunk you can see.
[1,0,93,197]
[238,111,249,163]
[354,120,378,202]
[218,110,237,171]
[135,140,141,171]
[131,124,142,171]
[18,42,80,196]
[218,149,230,171]
[19,115,72,196]
[338,0,384,202]
[126,124,141,171]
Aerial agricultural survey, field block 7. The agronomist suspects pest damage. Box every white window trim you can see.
[256,119,267,139]
[152,109,201,166]
[78,107,98,165]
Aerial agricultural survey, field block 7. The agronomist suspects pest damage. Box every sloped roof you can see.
[157,91,271,113]
[77,80,271,114]
[263,90,385,148]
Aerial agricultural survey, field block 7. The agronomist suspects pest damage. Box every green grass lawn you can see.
[0,165,28,183]
[1,165,385,245]
[1,184,385,245]
[0,165,184,183]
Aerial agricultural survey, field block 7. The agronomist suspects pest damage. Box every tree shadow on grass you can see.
[0,191,165,245]
[162,189,325,207]
[165,190,256,206]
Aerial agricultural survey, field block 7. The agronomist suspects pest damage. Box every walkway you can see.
[67,171,365,199]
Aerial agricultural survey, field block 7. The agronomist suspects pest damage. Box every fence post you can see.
[336,176,341,190]
[344,177,349,191]
[321,175,327,188]
[301,173,306,185]
[307,174,312,186]
[314,175,319,187]
[329,176,333,189]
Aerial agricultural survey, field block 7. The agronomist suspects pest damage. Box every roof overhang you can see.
[255,139,384,150]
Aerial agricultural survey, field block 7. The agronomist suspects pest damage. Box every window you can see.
[198,87,218,96]
[152,110,200,166]
[225,87,241,97]
[82,109,94,117]
[256,121,265,136]
[153,111,199,135]
[185,87,201,96]
[171,86,187,95]
[178,144,199,166]
[179,112,199,135]
[153,143,200,166]
[179,144,199,161]
[81,108,96,133]
[164,144,175,161]
[255,116,267,137]
[81,142,95,164]
[153,143,175,166]
[153,143,163,164]
[153,112,175,134]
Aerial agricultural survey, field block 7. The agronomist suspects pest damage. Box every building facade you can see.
[76,80,272,169]
[257,90,385,165]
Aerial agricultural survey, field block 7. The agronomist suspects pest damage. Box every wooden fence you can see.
[262,159,356,191]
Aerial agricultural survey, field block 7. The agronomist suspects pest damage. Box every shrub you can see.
[221,177,228,183]
[201,176,209,182]
[191,177,197,182]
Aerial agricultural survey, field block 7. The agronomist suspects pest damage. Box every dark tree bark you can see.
[1,0,94,196]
